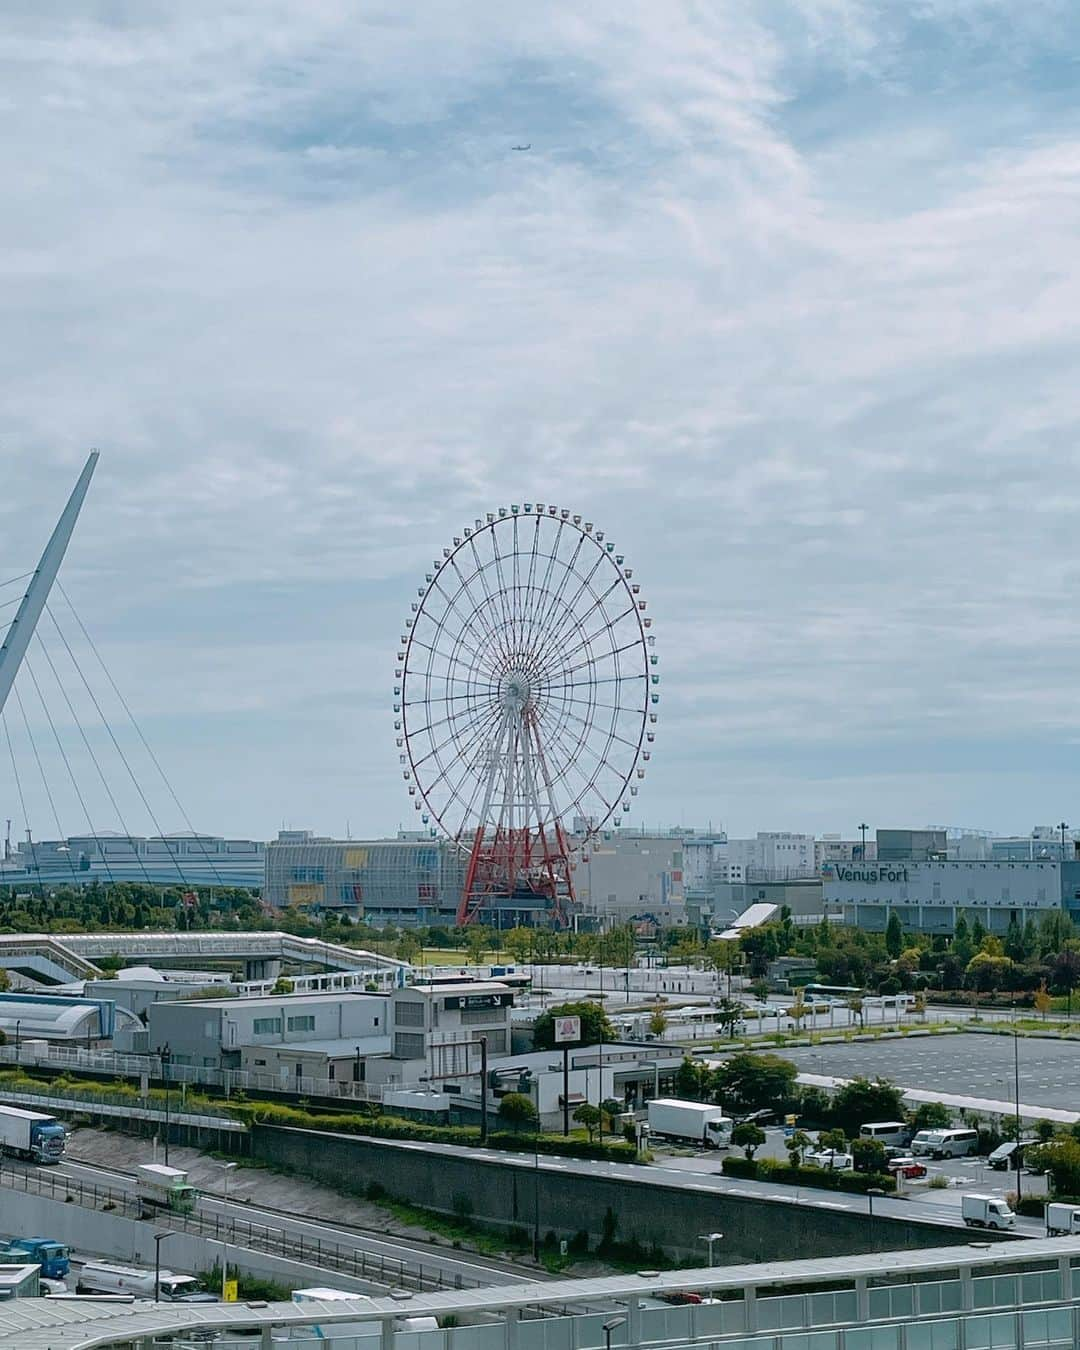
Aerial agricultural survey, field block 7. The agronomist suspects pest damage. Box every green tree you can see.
[965,952,1014,999]
[750,979,770,1004]
[731,1121,766,1160]
[911,1102,952,1132]
[818,1127,848,1154]
[885,911,903,959]
[395,930,421,963]
[714,998,745,1038]
[465,925,493,965]
[1028,1136,1080,1196]
[573,1103,601,1142]
[269,976,294,995]
[1004,916,1025,964]
[786,1129,811,1167]
[648,1006,669,1037]
[828,1076,904,1137]
[711,1052,798,1115]
[851,1137,887,1174]
[533,1001,614,1049]
[674,1057,708,1100]
[497,1093,539,1132]
[952,913,973,967]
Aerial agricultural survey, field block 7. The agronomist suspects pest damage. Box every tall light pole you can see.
[698,1231,723,1265]
[1061,823,1070,861]
[1012,1004,1022,1199]
[153,1232,173,1303]
[158,1044,172,1166]
[13,1021,20,1063]
[858,824,868,859]
[218,1162,238,1300]
[867,1188,885,1249]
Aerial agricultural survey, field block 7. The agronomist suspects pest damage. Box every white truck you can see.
[1045,1203,1080,1236]
[961,1194,1016,1230]
[0,1105,66,1164]
[76,1261,219,1302]
[647,1099,733,1148]
[136,1163,198,1214]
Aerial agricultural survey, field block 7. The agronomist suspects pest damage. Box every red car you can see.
[887,1155,927,1179]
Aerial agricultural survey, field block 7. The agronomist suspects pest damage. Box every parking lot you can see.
[782,1033,1080,1114]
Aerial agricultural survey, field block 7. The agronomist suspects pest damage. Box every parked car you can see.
[805,1149,854,1171]
[886,1155,927,1179]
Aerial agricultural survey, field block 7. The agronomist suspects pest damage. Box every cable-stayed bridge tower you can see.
[0,452,98,718]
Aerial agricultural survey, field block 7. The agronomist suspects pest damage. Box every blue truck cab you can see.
[0,1238,70,1279]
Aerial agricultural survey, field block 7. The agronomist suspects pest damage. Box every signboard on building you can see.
[554,1015,581,1044]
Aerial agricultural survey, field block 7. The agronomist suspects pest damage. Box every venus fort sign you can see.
[829,865,910,884]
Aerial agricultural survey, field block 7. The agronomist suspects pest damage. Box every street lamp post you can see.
[354,1045,362,1091]
[218,1162,238,1300]
[13,1021,20,1063]
[602,1317,626,1350]
[1012,1005,1022,1200]
[867,1188,885,1249]
[858,824,868,859]
[153,1232,173,1303]
[532,1118,541,1260]
[1061,823,1069,861]
[697,1231,723,1266]
[158,1044,172,1166]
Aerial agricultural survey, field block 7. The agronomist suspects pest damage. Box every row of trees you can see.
[735,908,1080,1004]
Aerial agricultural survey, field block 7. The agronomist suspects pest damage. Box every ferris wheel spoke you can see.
[403,693,501,745]
[534,575,628,679]
[538,696,643,762]
[442,552,515,675]
[527,531,588,657]
[530,541,608,657]
[413,702,503,801]
[462,533,514,671]
[419,571,507,678]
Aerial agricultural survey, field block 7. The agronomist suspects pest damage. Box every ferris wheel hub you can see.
[500,669,533,712]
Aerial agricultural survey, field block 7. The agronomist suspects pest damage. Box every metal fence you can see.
[0,1042,388,1105]
[0,1165,477,1293]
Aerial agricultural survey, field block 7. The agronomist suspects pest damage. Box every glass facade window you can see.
[287,1016,316,1032]
[253,1017,282,1035]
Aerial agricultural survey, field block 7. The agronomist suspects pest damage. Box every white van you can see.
[859,1121,911,1149]
[911,1128,979,1159]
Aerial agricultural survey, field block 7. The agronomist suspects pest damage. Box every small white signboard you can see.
[554,1015,581,1044]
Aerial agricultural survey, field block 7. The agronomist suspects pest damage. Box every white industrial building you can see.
[823,857,1065,934]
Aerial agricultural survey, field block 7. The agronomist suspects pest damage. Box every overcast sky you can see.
[3,2,1080,846]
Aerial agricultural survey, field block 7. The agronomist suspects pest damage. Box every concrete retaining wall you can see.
[254,1126,1008,1266]
[0,1187,381,1295]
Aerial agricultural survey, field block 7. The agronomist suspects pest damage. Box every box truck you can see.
[1045,1203,1080,1236]
[0,1105,66,1163]
[647,1099,733,1148]
[136,1163,198,1214]
[76,1261,219,1302]
[961,1194,1016,1230]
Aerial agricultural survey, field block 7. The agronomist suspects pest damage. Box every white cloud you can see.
[2,2,1080,840]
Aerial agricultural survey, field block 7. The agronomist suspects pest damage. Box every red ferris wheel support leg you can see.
[457,825,575,928]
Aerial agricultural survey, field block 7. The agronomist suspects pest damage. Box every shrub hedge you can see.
[721,1156,896,1194]
[235,1099,638,1162]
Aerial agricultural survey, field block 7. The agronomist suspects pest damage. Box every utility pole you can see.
[479,1036,489,1144]
[858,823,868,859]
[1060,823,1069,861]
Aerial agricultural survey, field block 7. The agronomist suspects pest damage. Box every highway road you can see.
[8,1156,540,1290]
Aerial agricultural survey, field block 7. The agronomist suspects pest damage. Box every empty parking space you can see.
[783,1034,1080,1113]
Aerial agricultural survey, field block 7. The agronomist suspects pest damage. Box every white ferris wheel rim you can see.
[395,505,656,850]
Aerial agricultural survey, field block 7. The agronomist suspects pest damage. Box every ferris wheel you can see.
[395,503,657,926]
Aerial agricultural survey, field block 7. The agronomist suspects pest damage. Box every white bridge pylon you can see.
[0,451,99,719]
